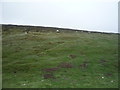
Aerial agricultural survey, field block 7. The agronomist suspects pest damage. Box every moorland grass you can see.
[2,29,118,88]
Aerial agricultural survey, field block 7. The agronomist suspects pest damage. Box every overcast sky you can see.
[1,0,119,33]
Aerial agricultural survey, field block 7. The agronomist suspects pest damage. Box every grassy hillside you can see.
[2,25,118,88]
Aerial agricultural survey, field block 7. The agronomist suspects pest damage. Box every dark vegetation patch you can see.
[58,62,73,68]
[82,74,87,76]
[80,51,86,56]
[99,59,108,63]
[48,41,64,45]
[42,62,74,79]
[68,54,77,59]
[99,59,108,66]
[20,37,28,40]
[113,64,118,68]
[112,61,118,68]
[79,63,88,69]
[43,67,60,72]
[13,71,17,74]
[43,73,55,79]
[32,46,48,55]
[48,42,53,44]
[14,47,22,52]
[104,73,113,77]
[33,49,41,54]
[41,60,91,79]
[79,61,89,69]
[57,41,64,44]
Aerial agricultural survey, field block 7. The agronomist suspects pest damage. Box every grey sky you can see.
[1,0,119,33]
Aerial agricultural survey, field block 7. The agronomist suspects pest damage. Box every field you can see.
[2,27,118,88]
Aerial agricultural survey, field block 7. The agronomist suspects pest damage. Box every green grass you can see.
[2,29,118,88]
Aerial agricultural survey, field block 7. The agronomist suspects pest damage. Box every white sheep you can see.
[56,29,60,33]
[25,32,28,34]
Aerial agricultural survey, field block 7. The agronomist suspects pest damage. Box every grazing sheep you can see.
[24,28,27,34]
[25,32,28,34]
[56,29,60,33]
[76,31,78,32]
[24,28,29,34]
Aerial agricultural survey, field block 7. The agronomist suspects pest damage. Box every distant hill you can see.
[1,24,118,34]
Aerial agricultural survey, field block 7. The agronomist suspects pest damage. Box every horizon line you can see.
[1,23,119,34]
